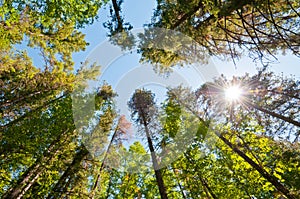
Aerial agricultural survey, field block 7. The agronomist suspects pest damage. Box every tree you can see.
[137,0,300,70]
[103,0,135,50]
[0,0,110,127]
[0,76,119,198]
[0,52,75,127]
[90,115,133,198]
[0,1,113,196]
[195,71,299,141]
[0,0,104,71]
[1,94,78,198]
[128,89,169,199]
[166,71,299,198]
[2,1,299,198]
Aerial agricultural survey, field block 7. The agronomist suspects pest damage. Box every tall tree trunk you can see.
[15,169,44,199]
[111,0,124,32]
[199,178,217,199]
[141,113,168,199]
[3,162,43,199]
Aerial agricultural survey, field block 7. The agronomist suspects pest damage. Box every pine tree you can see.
[128,89,169,199]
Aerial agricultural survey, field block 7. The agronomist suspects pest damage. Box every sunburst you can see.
[224,86,243,102]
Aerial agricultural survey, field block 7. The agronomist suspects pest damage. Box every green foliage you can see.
[0,50,75,125]
[103,0,135,50]
[162,96,181,138]
[1,1,300,198]
[128,89,156,125]
[139,0,300,71]
[0,0,108,73]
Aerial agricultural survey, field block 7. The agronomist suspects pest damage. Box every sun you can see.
[224,86,242,101]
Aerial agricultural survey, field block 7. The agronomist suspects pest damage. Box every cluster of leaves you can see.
[138,0,300,70]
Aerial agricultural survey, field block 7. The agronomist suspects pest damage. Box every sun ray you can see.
[224,86,242,101]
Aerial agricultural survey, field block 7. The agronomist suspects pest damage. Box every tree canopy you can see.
[1,0,300,198]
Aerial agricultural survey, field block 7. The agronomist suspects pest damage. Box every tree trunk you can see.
[200,178,217,199]
[16,169,44,199]
[3,162,43,199]
[111,0,124,32]
[141,113,168,199]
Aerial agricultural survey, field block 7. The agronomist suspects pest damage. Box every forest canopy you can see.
[1,0,300,199]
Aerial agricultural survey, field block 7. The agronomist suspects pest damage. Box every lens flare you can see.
[225,86,242,101]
